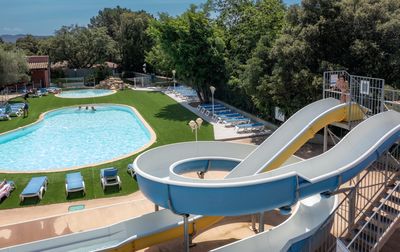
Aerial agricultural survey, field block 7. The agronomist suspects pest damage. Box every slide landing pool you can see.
[0,105,153,172]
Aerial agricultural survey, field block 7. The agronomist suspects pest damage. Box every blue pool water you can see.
[57,89,114,98]
[0,105,152,171]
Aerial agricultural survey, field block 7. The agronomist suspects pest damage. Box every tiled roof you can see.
[27,56,49,70]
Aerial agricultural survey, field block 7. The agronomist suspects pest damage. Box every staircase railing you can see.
[347,182,400,251]
[298,144,400,252]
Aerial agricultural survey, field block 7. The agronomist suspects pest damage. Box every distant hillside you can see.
[0,34,50,43]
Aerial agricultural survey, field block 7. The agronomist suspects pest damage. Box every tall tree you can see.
[211,0,286,113]
[46,25,117,68]
[118,11,154,71]
[89,6,132,40]
[16,35,40,55]
[147,6,227,102]
[261,0,400,116]
[0,46,29,86]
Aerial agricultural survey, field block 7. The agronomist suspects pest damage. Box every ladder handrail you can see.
[346,182,400,249]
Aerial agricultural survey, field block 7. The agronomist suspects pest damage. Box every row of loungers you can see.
[0,103,26,120]
[197,103,266,133]
[15,168,122,203]
[169,85,199,102]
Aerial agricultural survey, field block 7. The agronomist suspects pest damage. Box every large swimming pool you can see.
[0,105,153,172]
[57,89,115,98]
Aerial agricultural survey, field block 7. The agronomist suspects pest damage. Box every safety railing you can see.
[384,88,400,112]
[323,71,385,129]
[347,182,400,251]
[297,143,400,252]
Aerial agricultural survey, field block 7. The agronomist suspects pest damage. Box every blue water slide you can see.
[134,110,400,216]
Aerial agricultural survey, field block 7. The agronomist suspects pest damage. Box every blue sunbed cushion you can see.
[101,167,118,177]
[66,172,84,190]
[21,176,47,195]
[237,123,264,128]
[225,118,249,122]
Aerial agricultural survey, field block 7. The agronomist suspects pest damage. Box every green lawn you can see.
[0,90,214,209]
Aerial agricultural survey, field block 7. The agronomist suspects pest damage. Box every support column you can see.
[183,214,190,252]
[259,212,265,232]
[251,214,257,232]
[154,204,159,212]
[348,189,356,228]
[323,126,328,152]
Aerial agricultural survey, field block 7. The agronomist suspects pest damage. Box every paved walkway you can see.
[162,90,271,140]
[128,85,272,140]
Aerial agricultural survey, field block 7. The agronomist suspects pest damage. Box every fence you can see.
[323,71,385,129]
[299,144,400,251]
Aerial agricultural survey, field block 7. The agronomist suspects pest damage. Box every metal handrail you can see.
[346,182,400,249]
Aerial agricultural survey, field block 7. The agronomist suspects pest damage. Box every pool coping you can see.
[0,103,157,174]
[54,89,117,99]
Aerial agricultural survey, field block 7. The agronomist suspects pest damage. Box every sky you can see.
[0,0,301,36]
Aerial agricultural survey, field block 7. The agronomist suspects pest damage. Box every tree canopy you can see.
[15,35,40,55]
[44,25,117,69]
[0,46,29,86]
[118,11,154,71]
[147,6,227,102]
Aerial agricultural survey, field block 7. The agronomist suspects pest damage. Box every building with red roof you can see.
[27,56,50,87]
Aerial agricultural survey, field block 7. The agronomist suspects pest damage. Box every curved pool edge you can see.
[0,103,157,174]
[54,89,117,99]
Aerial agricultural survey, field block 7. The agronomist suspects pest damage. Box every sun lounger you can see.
[0,113,10,121]
[20,176,48,202]
[235,122,265,133]
[127,163,136,179]
[65,172,86,197]
[8,108,22,117]
[100,167,121,191]
[40,88,48,96]
[204,108,230,116]
[223,118,251,127]
[214,113,243,122]
[0,181,15,201]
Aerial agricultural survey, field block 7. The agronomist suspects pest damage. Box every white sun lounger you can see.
[235,122,265,133]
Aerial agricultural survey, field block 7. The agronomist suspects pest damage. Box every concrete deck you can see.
[162,90,272,140]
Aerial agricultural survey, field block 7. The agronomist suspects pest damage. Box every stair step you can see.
[367,214,391,227]
[373,204,400,220]
[383,192,400,205]
[350,240,372,252]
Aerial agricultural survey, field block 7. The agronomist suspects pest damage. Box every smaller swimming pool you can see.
[57,89,115,98]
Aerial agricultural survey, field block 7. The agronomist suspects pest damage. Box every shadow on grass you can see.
[67,191,86,200]
[154,103,197,122]
[103,185,122,195]
[20,196,41,206]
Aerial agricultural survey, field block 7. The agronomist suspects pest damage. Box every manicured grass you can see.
[0,90,214,209]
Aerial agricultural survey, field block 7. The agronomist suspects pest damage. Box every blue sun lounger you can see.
[215,113,243,122]
[223,117,251,126]
[65,172,86,197]
[100,167,121,191]
[235,122,265,133]
[20,176,48,203]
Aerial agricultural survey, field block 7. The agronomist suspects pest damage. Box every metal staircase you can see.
[347,181,400,251]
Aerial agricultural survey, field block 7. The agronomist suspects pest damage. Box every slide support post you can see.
[323,126,328,152]
[259,212,265,232]
[183,214,190,252]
